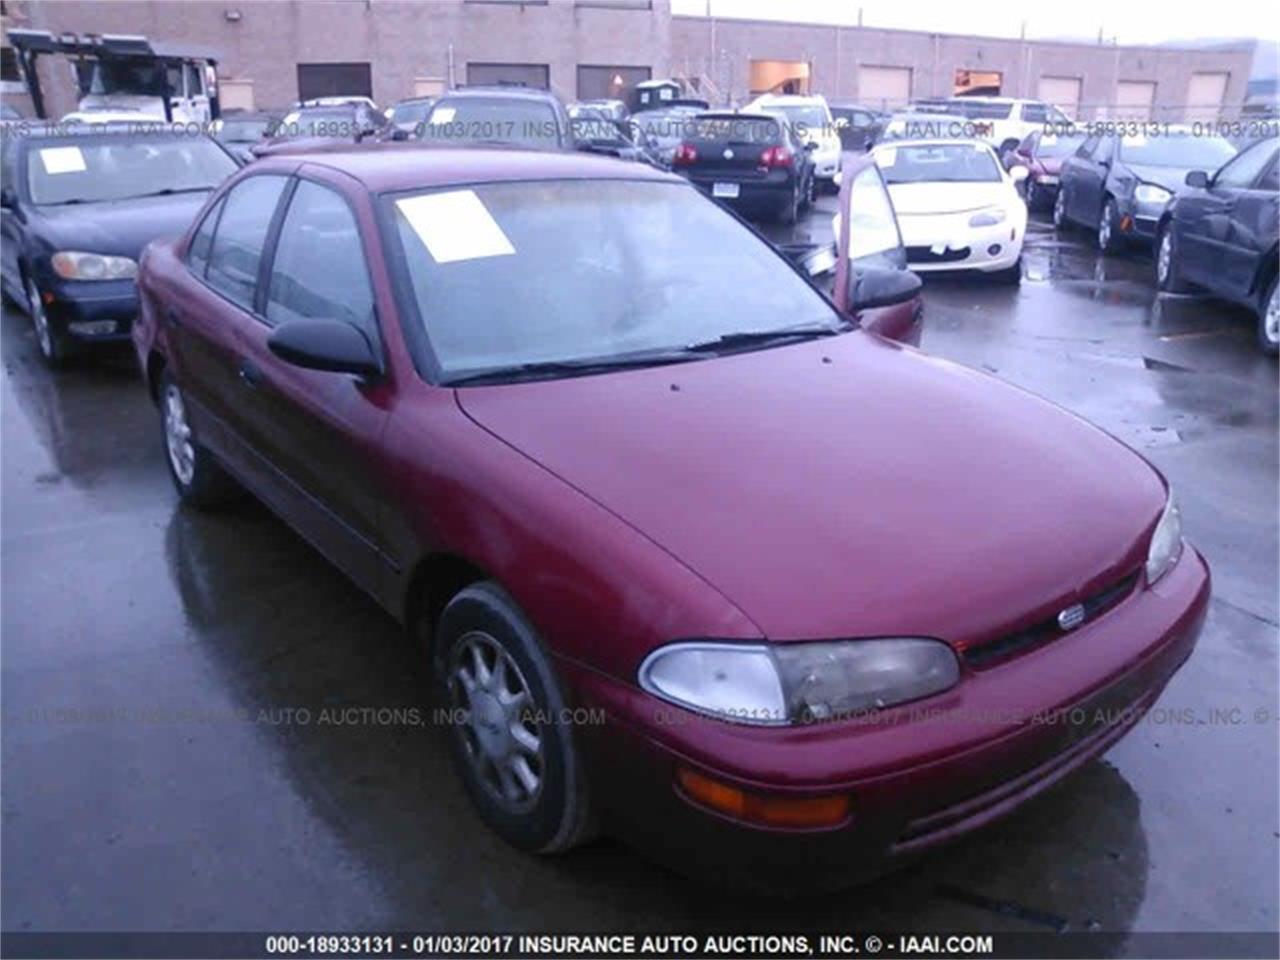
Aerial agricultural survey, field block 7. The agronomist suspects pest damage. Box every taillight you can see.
[760,145,794,169]
[673,142,697,166]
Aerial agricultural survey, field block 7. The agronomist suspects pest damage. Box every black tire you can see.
[1258,275,1279,356]
[1052,186,1069,230]
[158,372,238,508]
[995,257,1023,285]
[25,276,71,368]
[438,582,595,853]
[1155,222,1190,293]
[778,185,799,225]
[800,172,815,211]
[1097,197,1120,254]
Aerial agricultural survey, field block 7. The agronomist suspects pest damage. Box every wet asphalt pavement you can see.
[2,196,1277,943]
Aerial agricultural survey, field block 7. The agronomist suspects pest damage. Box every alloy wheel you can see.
[163,382,196,486]
[1157,230,1173,286]
[26,279,54,359]
[1266,284,1279,346]
[1053,189,1066,228]
[448,630,544,814]
[1098,202,1114,251]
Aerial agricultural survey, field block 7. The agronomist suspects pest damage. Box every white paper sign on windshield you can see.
[40,147,88,175]
[430,107,456,124]
[875,147,897,168]
[396,190,516,264]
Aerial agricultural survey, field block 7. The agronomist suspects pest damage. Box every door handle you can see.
[238,360,263,389]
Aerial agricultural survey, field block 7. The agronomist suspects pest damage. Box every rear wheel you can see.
[439,582,595,853]
[159,373,238,508]
[1155,222,1189,293]
[1258,276,1279,356]
[778,184,799,225]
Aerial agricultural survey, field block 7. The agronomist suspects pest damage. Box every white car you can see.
[837,139,1028,281]
[748,93,843,188]
[936,97,1073,152]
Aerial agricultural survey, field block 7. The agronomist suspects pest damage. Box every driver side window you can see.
[846,165,906,271]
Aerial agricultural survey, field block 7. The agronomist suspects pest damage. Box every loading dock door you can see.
[297,63,372,101]
[1038,76,1081,117]
[1186,72,1229,122]
[1112,81,1156,121]
[466,63,550,90]
[858,66,911,111]
[749,60,810,96]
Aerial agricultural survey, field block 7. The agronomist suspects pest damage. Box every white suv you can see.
[747,94,843,189]
[925,97,1074,152]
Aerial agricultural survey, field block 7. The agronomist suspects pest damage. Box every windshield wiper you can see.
[130,187,211,199]
[685,323,846,353]
[445,349,704,386]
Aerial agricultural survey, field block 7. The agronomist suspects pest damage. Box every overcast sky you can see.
[669,0,1274,47]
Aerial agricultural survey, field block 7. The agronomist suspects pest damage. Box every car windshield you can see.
[218,118,271,142]
[776,104,829,137]
[882,114,967,141]
[948,100,1013,119]
[421,97,562,149]
[280,107,358,138]
[25,137,237,205]
[1119,133,1237,168]
[1036,133,1086,158]
[388,179,840,381]
[391,101,434,125]
[875,143,1001,184]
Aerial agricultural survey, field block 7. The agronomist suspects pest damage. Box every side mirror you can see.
[802,141,818,151]
[1009,165,1029,183]
[267,318,381,378]
[848,266,923,312]
[1185,169,1210,189]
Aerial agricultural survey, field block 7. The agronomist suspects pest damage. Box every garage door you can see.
[577,65,652,102]
[466,63,549,90]
[858,66,911,111]
[1110,81,1157,121]
[1186,72,1229,122]
[296,63,372,101]
[1038,76,1081,117]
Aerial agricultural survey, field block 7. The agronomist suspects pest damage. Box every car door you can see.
[0,137,25,302]
[166,174,289,481]
[230,170,392,598]
[1070,135,1112,225]
[834,154,922,346]
[1212,140,1279,300]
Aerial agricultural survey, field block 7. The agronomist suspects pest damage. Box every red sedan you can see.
[133,144,1207,886]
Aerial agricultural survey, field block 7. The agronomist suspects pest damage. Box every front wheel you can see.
[1155,222,1189,293]
[159,373,238,508]
[26,277,69,367]
[439,582,595,853]
[994,257,1023,285]
[1258,276,1279,356]
[1053,188,1069,230]
[1097,198,1120,254]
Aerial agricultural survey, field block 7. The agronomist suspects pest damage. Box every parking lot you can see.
[2,192,1276,938]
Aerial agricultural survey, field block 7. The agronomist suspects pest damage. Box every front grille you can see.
[906,245,970,263]
[963,571,1142,669]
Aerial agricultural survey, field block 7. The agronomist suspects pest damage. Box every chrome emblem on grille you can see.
[723,148,734,159]
[1057,603,1086,631]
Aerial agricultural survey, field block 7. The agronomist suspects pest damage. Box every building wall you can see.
[670,15,1255,120]
[10,0,671,114]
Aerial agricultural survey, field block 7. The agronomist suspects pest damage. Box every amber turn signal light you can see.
[676,766,850,829]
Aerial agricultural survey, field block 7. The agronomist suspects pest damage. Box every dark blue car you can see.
[0,123,239,366]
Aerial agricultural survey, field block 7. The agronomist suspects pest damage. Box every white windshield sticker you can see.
[659,88,673,100]
[396,190,515,265]
[430,106,456,124]
[875,147,897,168]
[39,147,87,175]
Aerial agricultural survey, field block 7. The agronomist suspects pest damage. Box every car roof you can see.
[875,138,997,151]
[752,94,827,104]
[442,86,561,102]
[248,142,681,193]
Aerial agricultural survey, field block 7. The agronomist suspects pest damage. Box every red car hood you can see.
[457,334,1164,646]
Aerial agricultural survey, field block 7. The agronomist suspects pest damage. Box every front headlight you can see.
[1134,183,1172,205]
[51,251,138,281]
[968,208,1008,227]
[639,638,960,725]
[1145,492,1183,585]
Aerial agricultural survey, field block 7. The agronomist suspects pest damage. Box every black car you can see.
[416,86,573,151]
[0,124,240,365]
[254,102,387,157]
[568,104,662,166]
[828,102,885,152]
[384,96,437,138]
[213,111,281,162]
[672,112,816,224]
[1054,128,1238,253]
[1156,136,1279,353]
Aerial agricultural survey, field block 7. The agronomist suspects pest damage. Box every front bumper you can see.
[40,277,138,343]
[810,142,842,180]
[900,216,1026,273]
[567,546,1209,887]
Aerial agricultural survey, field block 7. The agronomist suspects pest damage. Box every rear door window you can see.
[186,197,225,278]
[205,175,288,311]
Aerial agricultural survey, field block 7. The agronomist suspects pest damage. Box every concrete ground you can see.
[2,196,1276,942]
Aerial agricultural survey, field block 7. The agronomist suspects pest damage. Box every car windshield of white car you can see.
[876,144,1001,184]
[1118,133,1237,169]
[778,105,829,139]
